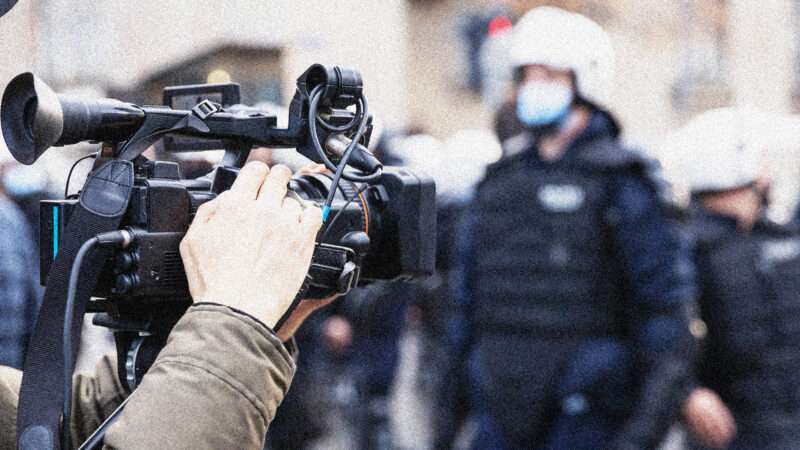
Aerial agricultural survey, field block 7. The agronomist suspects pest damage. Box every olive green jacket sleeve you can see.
[0,303,296,450]
[1,342,126,450]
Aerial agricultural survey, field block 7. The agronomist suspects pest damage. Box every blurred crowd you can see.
[3,3,800,450]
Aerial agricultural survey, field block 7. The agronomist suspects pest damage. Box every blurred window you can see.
[459,11,496,94]
[671,0,731,113]
[794,1,800,110]
[118,45,283,107]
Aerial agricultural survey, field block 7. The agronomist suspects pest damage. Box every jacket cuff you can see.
[155,303,297,422]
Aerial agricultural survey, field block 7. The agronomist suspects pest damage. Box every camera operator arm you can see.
[102,304,297,450]
[87,162,320,449]
[1,63,436,450]
[0,302,298,450]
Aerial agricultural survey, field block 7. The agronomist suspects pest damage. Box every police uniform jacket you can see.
[452,111,697,450]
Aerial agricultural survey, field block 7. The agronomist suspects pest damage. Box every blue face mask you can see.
[516,81,574,128]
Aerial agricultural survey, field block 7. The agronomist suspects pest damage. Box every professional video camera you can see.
[2,64,435,450]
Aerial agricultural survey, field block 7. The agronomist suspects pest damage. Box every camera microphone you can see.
[324,134,382,175]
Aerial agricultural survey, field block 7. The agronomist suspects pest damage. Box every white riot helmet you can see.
[674,108,761,195]
[438,130,501,200]
[393,131,501,202]
[509,6,615,109]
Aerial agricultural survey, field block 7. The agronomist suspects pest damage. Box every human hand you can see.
[683,387,736,449]
[296,163,330,176]
[270,163,343,341]
[179,162,323,328]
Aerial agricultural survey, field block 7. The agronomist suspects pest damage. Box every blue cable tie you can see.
[322,205,331,222]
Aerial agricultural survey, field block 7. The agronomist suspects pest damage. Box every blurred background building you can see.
[2,0,798,139]
[3,0,798,210]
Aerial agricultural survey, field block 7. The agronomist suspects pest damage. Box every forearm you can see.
[610,350,693,450]
[610,298,697,449]
[0,349,128,449]
[612,299,701,449]
[103,303,296,450]
[609,176,698,448]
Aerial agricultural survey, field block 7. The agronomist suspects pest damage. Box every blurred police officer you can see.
[0,145,42,369]
[393,130,503,449]
[677,108,800,450]
[453,7,696,450]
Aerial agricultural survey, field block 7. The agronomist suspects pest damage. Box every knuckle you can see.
[285,201,302,217]
[187,231,201,244]
[245,160,269,172]
[259,202,280,217]
[216,191,230,202]
[242,161,269,178]
[271,164,293,179]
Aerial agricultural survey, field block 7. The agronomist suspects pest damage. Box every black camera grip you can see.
[304,243,360,299]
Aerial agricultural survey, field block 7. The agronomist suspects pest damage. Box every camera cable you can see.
[307,86,382,184]
[322,122,368,221]
[320,182,370,241]
[64,152,99,198]
[307,86,376,220]
[62,230,132,450]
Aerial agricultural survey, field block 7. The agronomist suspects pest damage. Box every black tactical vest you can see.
[694,214,800,417]
[469,136,653,446]
[472,137,639,339]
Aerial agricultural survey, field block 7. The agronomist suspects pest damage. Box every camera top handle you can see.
[1,64,382,177]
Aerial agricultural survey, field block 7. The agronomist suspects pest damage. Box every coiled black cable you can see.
[65,152,98,198]
[306,85,381,184]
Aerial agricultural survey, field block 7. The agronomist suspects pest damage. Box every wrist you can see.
[165,302,297,391]
[196,291,291,329]
[276,304,314,342]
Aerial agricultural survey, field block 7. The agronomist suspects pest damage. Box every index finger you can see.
[257,164,293,209]
[229,161,269,200]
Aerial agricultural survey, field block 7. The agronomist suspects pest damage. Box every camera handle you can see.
[116,102,227,163]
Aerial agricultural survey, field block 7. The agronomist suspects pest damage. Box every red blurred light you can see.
[488,16,513,37]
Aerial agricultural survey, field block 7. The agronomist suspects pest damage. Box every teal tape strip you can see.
[53,206,59,258]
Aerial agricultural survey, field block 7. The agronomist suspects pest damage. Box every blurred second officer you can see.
[677,108,800,450]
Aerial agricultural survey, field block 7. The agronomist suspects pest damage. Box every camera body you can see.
[2,63,436,392]
[39,160,436,309]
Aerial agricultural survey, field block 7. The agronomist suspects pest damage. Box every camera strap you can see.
[17,161,134,450]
